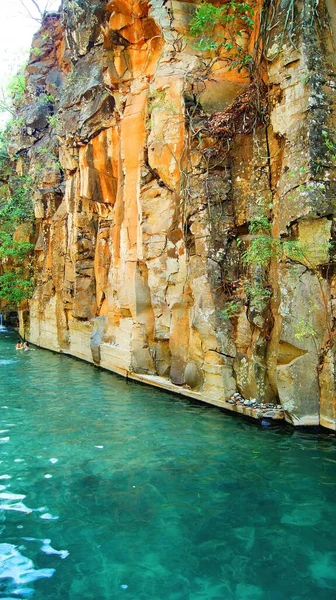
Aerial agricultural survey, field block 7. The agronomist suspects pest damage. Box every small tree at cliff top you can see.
[18,0,60,23]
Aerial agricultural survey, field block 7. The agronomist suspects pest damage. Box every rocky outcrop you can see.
[6,0,336,427]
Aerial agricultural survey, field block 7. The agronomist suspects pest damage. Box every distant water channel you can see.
[0,331,336,600]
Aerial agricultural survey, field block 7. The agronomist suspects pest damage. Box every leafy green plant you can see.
[7,117,25,130]
[0,174,34,231]
[0,113,37,307]
[322,130,336,152]
[301,70,311,84]
[0,70,26,115]
[0,233,33,261]
[244,281,272,311]
[322,130,336,164]
[190,1,254,47]
[294,317,317,341]
[282,240,306,262]
[0,271,34,304]
[46,114,58,128]
[0,133,9,171]
[31,46,42,58]
[39,93,57,106]
[221,299,242,320]
[243,220,311,268]
[242,218,277,266]
[189,1,254,69]
[7,73,26,102]
[248,217,271,235]
[0,232,34,306]
[242,234,276,266]
[293,310,320,358]
[241,220,310,315]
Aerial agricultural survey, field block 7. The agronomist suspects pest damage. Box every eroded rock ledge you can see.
[4,0,336,428]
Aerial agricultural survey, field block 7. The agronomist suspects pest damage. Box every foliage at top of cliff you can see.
[189,0,255,70]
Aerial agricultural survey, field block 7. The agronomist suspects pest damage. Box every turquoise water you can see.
[0,332,336,600]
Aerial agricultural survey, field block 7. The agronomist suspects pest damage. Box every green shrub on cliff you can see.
[0,69,26,116]
[0,233,34,305]
[0,173,34,232]
[244,281,272,311]
[7,73,26,104]
[0,271,34,304]
[0,145,35,305]
[0,233,33,261]
[0,132,9,171]
[189,1,254,69]
[221,298,242,320]
[0,231,34,306]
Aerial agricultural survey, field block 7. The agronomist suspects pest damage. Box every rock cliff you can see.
[3,0,336,427]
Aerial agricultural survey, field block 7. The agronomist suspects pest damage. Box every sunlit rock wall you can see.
[12,0,336,427]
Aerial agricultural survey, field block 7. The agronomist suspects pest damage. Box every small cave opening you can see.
[1,310,19,328]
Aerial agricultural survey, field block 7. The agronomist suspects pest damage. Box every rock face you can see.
[7,0,336,427]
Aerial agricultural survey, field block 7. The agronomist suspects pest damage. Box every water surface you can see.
[0,331,336,600]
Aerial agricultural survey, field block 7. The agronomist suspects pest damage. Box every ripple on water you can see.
[21,537,69,560]
[0,360,17,365]
[0,493,25,501]
[40,513,59,520]
[0,543,55,597]
[0,501,32,514]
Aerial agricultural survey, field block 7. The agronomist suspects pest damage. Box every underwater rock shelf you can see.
[124,372,285,423]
